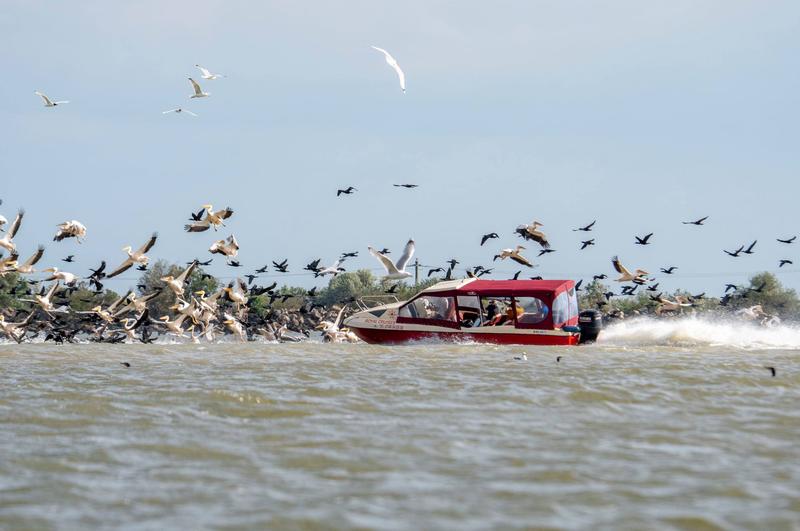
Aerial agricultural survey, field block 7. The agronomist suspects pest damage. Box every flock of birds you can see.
[6,50,796,344]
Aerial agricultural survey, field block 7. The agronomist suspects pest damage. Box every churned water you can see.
[1,317,799,529]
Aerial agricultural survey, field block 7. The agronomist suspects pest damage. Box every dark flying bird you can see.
[189,208,205,222]
[724,245,744,257]
[245,274,258,285]
[427,267,445,277]
[573,220,596,232]
[62,255,75,263]
[779,259,793,268]
[682,216,708,225]
[446,259,459,269]
[580,239,595,250]
[227,260,242,267]
[480,233,499,246]
[337,187,357,196]
[635,233,653,245]
[255,264,269,273]
[510,271,521,280]
[777,236,796,244]
[393,184,418,188]
[593,274,607,280]
[537,249,556,257]
[379,248,390,255]
[340,251,359,259]
[743,240,757,255]
[660,266,678,274]
[272,259,289,272]
[646,283,659,292]
[724,284,738,293]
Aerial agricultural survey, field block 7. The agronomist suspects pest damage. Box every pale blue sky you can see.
[1,1,799,295]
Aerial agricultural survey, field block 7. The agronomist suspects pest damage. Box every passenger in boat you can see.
[484,300,499,322]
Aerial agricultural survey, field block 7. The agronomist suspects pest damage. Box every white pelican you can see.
[222,312,246,342]
[156,314,190,337]
[161,261,197,297]
[0,199,6,230]
[493,245,534,268]
[107,233,158,278]
[315,306,359,343]
[53,220,87,243]
[195,64,225,80]
[112,290,162,319]
[368,239,414,280]
[316,259,344,277]
[188,78,209,98]
[371,46,406,93]
[0,253,17,275]
[14,246,45,274]
[41,267,78,285]
[0,312,34,343]
[223,279,248,310]
[209,234,239,258]
[515,221,550,249]
[35,91,69,107]
[0,210,24,253]
[30,281,60,314]
[162,107,198,117]
[185,204,234,232]
[655,296,693,316]
[611,256,648,284]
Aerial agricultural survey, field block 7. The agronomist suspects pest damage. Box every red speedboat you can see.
[343,279,602,345]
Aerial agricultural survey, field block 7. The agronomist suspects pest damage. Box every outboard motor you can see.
[578,309,602,344]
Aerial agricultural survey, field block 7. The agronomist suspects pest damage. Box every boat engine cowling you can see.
[577,310,602,344]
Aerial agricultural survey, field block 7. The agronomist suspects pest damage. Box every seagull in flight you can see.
[35,91,68,107]
[368,239,415,279]
[195,64,225,80]
[163,107,197,117]
[188,78,209,98]
[371,46,406,93]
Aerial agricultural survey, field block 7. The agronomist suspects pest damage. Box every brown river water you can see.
[1,317,799,529]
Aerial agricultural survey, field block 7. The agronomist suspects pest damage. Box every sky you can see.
[1,0,799,297]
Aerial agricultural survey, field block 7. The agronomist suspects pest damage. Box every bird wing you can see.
[162,109,177,114]
[8,210,24,239]
[189,77,203,95]
[106,259,133,278]
[219,208,234,220]
[368,247,400,274]
[183,109,198,117]
[611,256,632,276]
[395,240,415,270]
[333,305,347,329]
[46,281,60,299]
[511,254,533,267]
[23,246,45,267]
[185,219,211,232]
[176,260,197,284]
[138,233,158,255]
[391,62,406,91]
[196,65,212,77]
[35,91,53,105]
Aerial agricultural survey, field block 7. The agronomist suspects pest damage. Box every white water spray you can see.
[598,316,800,350]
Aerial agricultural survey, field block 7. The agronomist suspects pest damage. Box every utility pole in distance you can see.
[414,258,419,286]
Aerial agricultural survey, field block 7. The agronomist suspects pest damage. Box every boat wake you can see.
[598,316,800,350]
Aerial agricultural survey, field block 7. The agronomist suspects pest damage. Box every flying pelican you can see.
[107,233,158,278]
[112,290,162,319]
[209,234,239,258]
[368,239,415,279]
[34,91,69,107]
[53,220,87,243]
[221,312,246,342]
[515,221,550,249]
[185,204,234,232]
[315,259,345,277]
[222,279,248,310]
[31,281,60,314]
[0,312,34,343]
[0,253,17,275]
[154,314,190,337]
[371,46,406,93]
[41,267,78,285]
[493,245,534,267]
[655,296,693,316]
[611,256,648,284]
[188,78,209,98]
[0,210,24,253]
[161,261,197,297]
[162,108,198,117]
[14,246,45,274]
[195,64,225,80]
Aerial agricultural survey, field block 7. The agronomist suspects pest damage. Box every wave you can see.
[598,316,800,350]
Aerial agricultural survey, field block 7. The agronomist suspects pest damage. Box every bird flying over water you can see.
[369,239,414,279]
[580,239,595,250]
[53,220,87,243]
[635,233,653,245]
[777,236,796,244]
[660,266,678,274]
[188,78,209,98]
[573,220,596,232]
[337,187,357,196]
[195,64,225,80]
[208,235,239,258]
[515,221,550,249]
[163,108,197,117]
[34,91,68,107]
[743,240,757,255]
[683,216,708,225]
[611,256,648,284]
[779,259,793,268]
[0,210,24,253]
[724,245,744,257]
[481,233,499,246]
[107,233,158,278]
[185,205,233,232]
[371,46,406,93]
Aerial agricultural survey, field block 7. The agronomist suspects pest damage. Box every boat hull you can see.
[349,326,579,346]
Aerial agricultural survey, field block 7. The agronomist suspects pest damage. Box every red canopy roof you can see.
[449,279,574,296]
